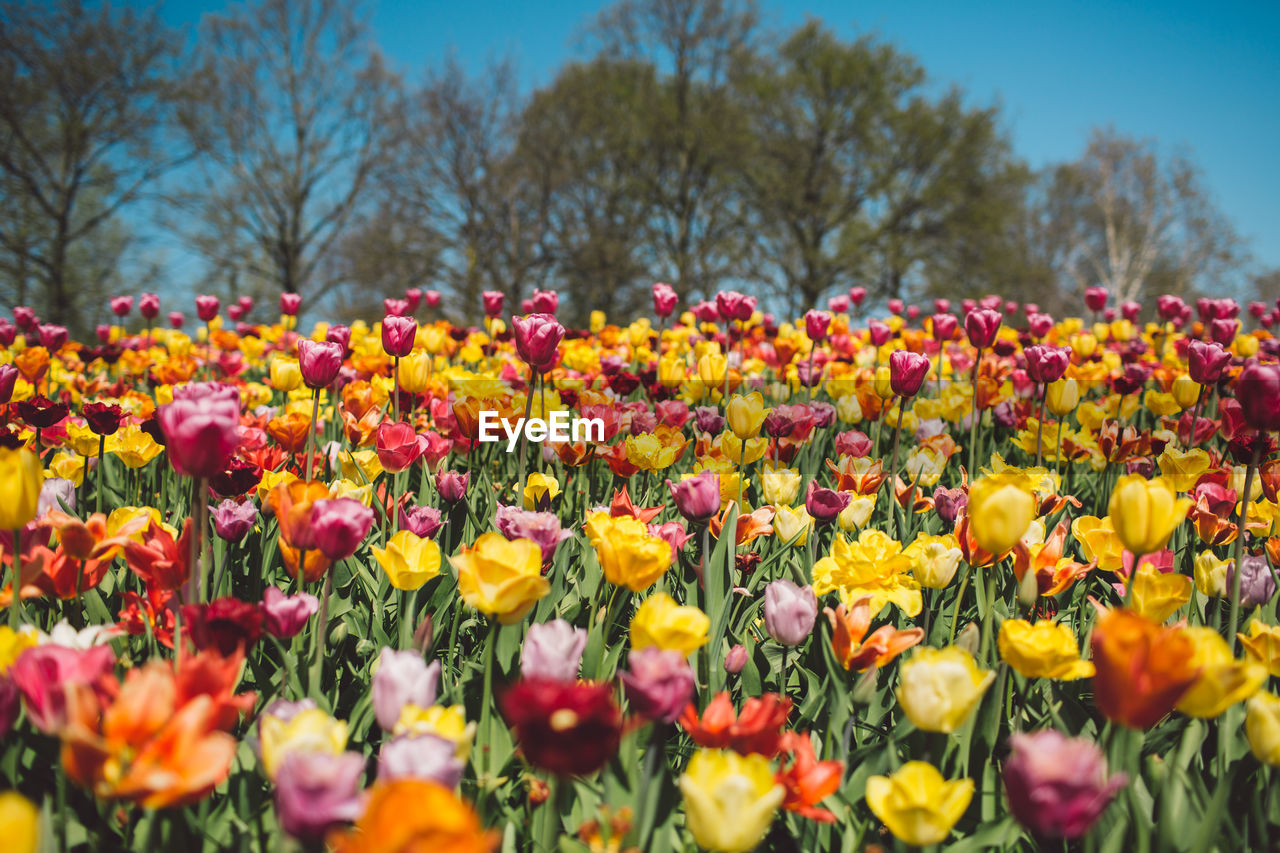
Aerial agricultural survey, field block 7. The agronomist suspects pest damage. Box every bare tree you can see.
[0,0,182,330]
[172,0,397,311]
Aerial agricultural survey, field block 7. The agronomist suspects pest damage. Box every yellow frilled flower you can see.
[1108,475,1192,556]
[398,352,433,394]
[679,750,784,853]
[812,529,922,617]
[904,533,962,589]
[1156,447,1211,492]
[1246,692,1280,766]
[106,425,164,469]
[259,708,350,780]
[865,761,973,847]
[522,472,561,510]
[583,511,672,592]
[772,504,812,546]
[897,646,995,733]
[837,494,876,532]
[0,791,38,853]
[1130,566,1192,623]
[269,356,303,392]
[624,432,687,472]
[966,472,1036,556]
[719,432,768,465]
[760,466,802,506]
[0,447,42,530]
[372,530,442,591]
[1045,378,1080,416]
[0,625,39,672]
[725,392,767,439]
[1071,515,1125,573]
[450,533,549,624]
[997,619,1094,680]
[1240,620,1280,677]
[1175,627,1267,719]
[48,452,85,487]
[630,592,709,656]
[394,704,475,760]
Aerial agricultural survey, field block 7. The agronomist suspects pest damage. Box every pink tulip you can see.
[1024,345,1071,384]
[849,286,867,306]
[195,295,220,322]
[384,298,410,317]
[404,288,423,311]
[310,498,374,561]
[648,521,693,561]
[275,751,366,841]
[804,309,832,342]
[652,282,678,317]
[888,350,930,397]
[715,290,755,322]
[667,470,721,522]
[619,647,695,724]
[261,585,320,639]
[1187,340,1231,384]
[1239,360,1280,431]
[1084,286,1108,312]
[763,579,818,646]
[8,644,116,733]
[298,339,344,389]
[521,619,587,682]
[375,421,424,474]
[494,504,572,562]
[381,315,417,357]
[930,313,957,341]
[424,290,442,308]
[834,430,872,458]
[531,289,559,314]
[211,498,258,541]
[372,647,440,731]
[805,480,851,524]
[400,502,444,539]
[0,364,17,404]
[168,311,185,328]
[512,313,565,373]
[1004,730,1126,839]
[435,469,469,503]
[1027,313,1054,338]
[724,644,748,673]
[110,296,133,317]
[965,308,1002,349]
[280,293,302,316]
[827,295,850,314]
[157,382,242,479]
[482,290,505,317]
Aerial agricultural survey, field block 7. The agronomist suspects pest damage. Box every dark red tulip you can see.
[501,679,622,777]
[965,309,1002,350]
[888,350,930,397]
[1025,345,1070,384]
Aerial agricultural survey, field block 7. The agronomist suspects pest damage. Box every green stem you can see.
[304,388,320,482]
[1227,444,1261,653]
[309,565,336,700]
[9,528,21,629]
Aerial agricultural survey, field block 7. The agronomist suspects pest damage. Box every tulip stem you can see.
[1227,444,1261,654]
[478,618,499,789]
[948,562,972,645]
[1034,383,1046,469]
[309,565,336,699]
[885,398,905,540]
[96,433,106,515]
[967,351,981,477]
[517,371,535,494]
[304,388,320,483]
[393,356,401,423]
[8,528,20,628]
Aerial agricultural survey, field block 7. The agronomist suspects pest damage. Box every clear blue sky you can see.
[157,0,1280,271]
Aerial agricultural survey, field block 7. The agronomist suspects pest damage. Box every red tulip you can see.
[804,309,832,341]
[1084,286,1108,312]
[930,313,957,341]
[424,289,442,308]
[888,350,930,397]
[1024,345,1070,384]
[83,402,126,437]
[298,339,344,390]
[110,296,133,317]
[195,295,220,322]
[531,289,559,315]
[1239,360,1280,432]
[512,313,565,373]
[965,309,1002,349]
[375,421,424,474]
[280,293,302,316]
[500,679,622,776]
[381,315,417,358]
[481,290,505,317]
[849,286,867,306]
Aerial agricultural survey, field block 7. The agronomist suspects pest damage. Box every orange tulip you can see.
[1012,520,1096,596]
[775,731,844,823]
[824,596,923,671]
[327,780,498,853]
[1090,605,1200,729]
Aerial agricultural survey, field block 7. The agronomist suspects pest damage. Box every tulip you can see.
[583,512,673,592]
[667,470,721,521]
[522,471,561,511]
[1224,554,1275,610]
[371,647,441,732]
[1238,360,1280,431]
[724,643,748,674]
[374,421,424,474]
[725,392,767,439]
[378,733,465,787]
[1107,475,1192,557]
[652,282,678,317]
[481,290,505,317]
[182,597,263,655]
[520,619,587,682]
[449,533,549,624]
[1003,730,1126,839]
[804,309,832,341]
[156,383,241,479]
[259,707,350,780]
[619,646,695,723]
[1186,339,1231,384]
[0,364,17,405]
[679,749,785,853]
[997,619,1094,680]
[297,339,343,389]
[309,498,374,561]
[8,643,115,733]
[966,473,1035,555]
[804,480,851,525]
[865,761,972,847]
[399,502,443,539]
[380,315,417,358]
[0,791,37,853]
[274,750,365,841]
[715,290,756,322]
[261,585,320,639]
[1045,378,1079,416]
[494,504,571,562]
[964,308,1002,349]
[210,498,257,541]
[1024,344,1070,383]
[931,312,958,341]
[136,292,160,321]
[1175,626,1267,718]
[888,350,930,397]
[1246,692,1280,765]
[763,579,818,646]
[0,447,42,533]
[371,530,442,591]
[435,469,468,503]
[897,646,994,732]
[501,679,622,776]
[630,591,709,655]
[1128,566,1193,623]
[512,313,565,373]
[1091,607,1198,729]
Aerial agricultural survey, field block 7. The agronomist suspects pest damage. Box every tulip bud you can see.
[1017,565,1041,612]
[763,579,819,646]
[724,644,748,674]
[1045,378,1080,415]
[956,622,980,656]
[851,665,879,705]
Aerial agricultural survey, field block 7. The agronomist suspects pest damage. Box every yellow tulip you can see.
[371,530,442,591]
[0,626,38,672]
[258,708,349,779]
[398,351,432,394]
[449,533,550,624]
[836,494,876,532]
[48,452,85,487]
[678,750,784,853]
[967,473,1036,555]
[772,504,812,546]
[865,761,973,846]
[904,533,962,589]
[696,351,728,388]
[64,422,101,457]
[394,703,475,759]
[0,447,42,530]
[1246,692,1280,766]
[1129,566,1192,623]
[760,466,802,506]
[1071,515,1125,573]
[898,646,995,733]
[1175,627,1267,719]
[1171,374,1201,409]
[725,392,767,439]
[269,356,303,392]
[583,512,672,592]
[1239,620,1280,677]
[522,472,561,510]
[630,592,709,656]
[107,425,164,469]
[1156,447,1211,492]
[720,431,768,465]
[997,619,1094,680]
[1045,378,1080,415]
[338,449,384,485]
[812,529,921,617]
[0,791,38,853]
[1107,475,1192,556]
[624,433,686,471]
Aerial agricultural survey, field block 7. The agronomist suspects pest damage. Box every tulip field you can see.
[2,285,1280,852]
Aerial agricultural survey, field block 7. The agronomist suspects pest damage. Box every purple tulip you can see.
[1227,554,1277,610]
[399,502,444,539]
[378,733,465,787]
[520,619,588,683]
[618,647,695,724]
[211,498,258,542]
[805,481,851,525]
[309,498,374,561]
[693,406,725,434]
[38,477,76,516]
[724,644,748,674]
[372,647,440,731]
[667,470,721,522]
[275,750,366,841]
[261,586,319,639]
[1004,730,1127,839]
[494,504,573,563]
[763,579,818,646]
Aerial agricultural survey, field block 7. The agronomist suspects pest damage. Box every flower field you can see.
[1,285,1280,852]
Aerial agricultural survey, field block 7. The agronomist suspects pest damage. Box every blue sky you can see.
[157,0,1280,270]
